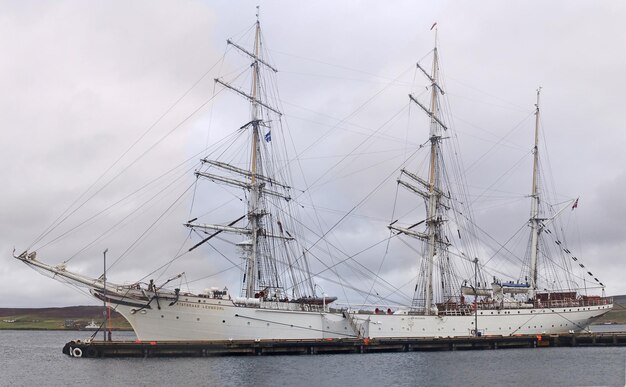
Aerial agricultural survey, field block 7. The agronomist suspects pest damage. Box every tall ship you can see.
[14,18,612,341]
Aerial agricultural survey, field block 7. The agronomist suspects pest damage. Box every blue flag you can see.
[264,131,271,142]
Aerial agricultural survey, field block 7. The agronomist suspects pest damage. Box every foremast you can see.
[245,18,263,299]
[186,14,318,302]
[423,45,442,315]
[391,33,448,315]
[528,88,542,299]
[210,16,278,299]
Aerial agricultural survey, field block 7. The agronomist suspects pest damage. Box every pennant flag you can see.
[572,198,579,210]
[264,131,271,142]
[430,22,437,30]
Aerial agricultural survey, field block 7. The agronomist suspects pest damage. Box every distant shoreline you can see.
[0,305,132,331]
[0,327,133,331]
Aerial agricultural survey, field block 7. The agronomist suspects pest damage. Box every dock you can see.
[63,332,626,358]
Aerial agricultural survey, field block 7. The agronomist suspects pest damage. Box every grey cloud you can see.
[3,1,626,308]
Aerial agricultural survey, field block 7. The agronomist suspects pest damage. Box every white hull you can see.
[113,294,612,341]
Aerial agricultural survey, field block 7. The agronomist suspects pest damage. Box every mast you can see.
[396,29,447,315]
[189,9,295,300]
[245,15,263,298]
[528,88,542,298]
[423,43,441,315]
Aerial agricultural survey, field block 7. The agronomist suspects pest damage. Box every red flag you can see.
[572,198,579,210]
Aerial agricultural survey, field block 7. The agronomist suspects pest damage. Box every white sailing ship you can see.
[14,18,612,341]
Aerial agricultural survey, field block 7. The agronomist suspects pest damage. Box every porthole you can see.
[222,320,226,323]
[161,315,164,318]
[176,316,179,319]
[197,318,200,321]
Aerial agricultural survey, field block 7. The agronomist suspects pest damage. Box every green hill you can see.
[594,295,626,324]
[0,306,131,330]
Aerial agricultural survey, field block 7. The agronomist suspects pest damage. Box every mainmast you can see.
[528,88,542,298]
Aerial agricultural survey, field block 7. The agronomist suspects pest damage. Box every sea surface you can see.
[2,327,626,387]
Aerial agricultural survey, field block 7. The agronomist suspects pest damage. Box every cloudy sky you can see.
[2,0,625,308]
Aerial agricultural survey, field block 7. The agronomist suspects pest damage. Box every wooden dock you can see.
[63,332,626,358]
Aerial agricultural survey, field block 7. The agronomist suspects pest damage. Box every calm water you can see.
[2,329,625,387]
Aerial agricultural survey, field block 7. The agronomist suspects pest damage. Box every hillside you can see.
[0,306,132,330]
[594,294,626,324]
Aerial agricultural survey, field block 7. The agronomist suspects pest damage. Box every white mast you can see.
[399,31,446,315]
[244,15,263,298]
[528,88,542,298]
[423,41,443,315]
[189,9,289,299]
